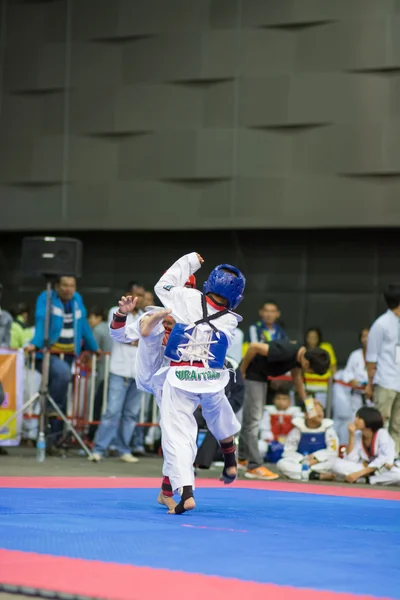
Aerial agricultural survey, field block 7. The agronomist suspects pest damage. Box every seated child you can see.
[258,384,301,462]
[332,406,400,486]
[277,400,339,480]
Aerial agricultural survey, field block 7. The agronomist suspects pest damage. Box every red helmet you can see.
[185,274,196,289]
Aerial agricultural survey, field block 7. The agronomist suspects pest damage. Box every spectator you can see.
[117,281,146,315]
[366,284,400,454]
[87,306,113,441]
[343,327,369,398]
[333,328,369,444]
[258,384,301,463]
[303,328,337,407]
[91,284,144,463]
[143,291,155,309]
[277,400,339,480]
[244,300,288,407]
[27,276,98,445]
[0,283,12,347]
[109,281,148,455]
[332,407,400,485]
[125,287,153,455]
[245,300,288,349]
[9,302,34,349]
[239,340,330,480]
[88,306,111,352]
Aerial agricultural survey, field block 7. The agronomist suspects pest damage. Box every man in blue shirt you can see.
[27,276,98,446]
[246,300,288,346]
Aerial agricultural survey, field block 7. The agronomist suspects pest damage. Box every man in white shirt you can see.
[90,282,145,462]
[366,284,400,453]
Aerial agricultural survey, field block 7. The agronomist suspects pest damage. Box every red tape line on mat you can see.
[0,549,392,600]
[1,476,399,500]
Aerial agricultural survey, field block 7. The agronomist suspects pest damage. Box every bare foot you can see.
[168,497,196,514]
[140,309,172,337]
[219,465,237,484]
[157,490,178,511]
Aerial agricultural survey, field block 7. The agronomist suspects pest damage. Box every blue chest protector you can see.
[164,294,229,369]
[297,431,326,455]
[265,441,284,463]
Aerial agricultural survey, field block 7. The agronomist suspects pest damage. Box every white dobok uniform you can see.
[277,417,339,480]
[151,252,241,492]
[109,305,167,398]
[110,305,179,481]
[333,351,369,445]
[258,406,301,457]
[332,429,400,486]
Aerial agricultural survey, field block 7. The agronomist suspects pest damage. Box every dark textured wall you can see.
[1,0,400,230]
[0,229,398,364]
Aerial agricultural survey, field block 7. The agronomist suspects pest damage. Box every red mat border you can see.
[0,550,392,600]
[1,476,399,500]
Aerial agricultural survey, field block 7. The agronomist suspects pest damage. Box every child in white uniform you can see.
[332,406,400,485]
[258,386,301,462]
[277,401,339,480]
[154,252,246,514]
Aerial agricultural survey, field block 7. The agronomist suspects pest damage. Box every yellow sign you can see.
[0,349,24,445]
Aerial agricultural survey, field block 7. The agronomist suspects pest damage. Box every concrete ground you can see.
[2,444,399,489]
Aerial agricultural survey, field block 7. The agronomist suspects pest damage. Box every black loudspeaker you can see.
[21,237,82,278]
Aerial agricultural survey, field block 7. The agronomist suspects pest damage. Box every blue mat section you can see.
[1,487,399,598]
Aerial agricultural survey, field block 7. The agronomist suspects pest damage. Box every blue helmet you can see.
[203,264,246,310]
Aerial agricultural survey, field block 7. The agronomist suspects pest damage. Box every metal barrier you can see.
[23,352,161,441]
[22,354,365,437]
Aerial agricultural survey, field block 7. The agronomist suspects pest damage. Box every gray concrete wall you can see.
[1,0,399,230]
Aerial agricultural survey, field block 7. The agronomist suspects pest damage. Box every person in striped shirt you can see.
[27,276,98,448]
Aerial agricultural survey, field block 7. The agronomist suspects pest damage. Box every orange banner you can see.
[0,349,24,445]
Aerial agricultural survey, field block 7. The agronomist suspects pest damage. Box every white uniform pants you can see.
[332,458,400,486]
[277,453,336,480]
[160,379,241,492]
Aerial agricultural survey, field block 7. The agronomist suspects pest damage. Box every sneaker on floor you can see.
[238,459,248,471]
[88,452,102,462]
[120,453,139,463]
[245,466,279,480]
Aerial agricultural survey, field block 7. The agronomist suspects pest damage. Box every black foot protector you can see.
[219,439,237,484]
[309,471,320,481]
[174,485,194,514]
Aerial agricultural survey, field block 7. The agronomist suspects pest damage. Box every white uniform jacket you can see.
[154,253,241,393]
[345,429,397,470]
[282,417,339,464]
